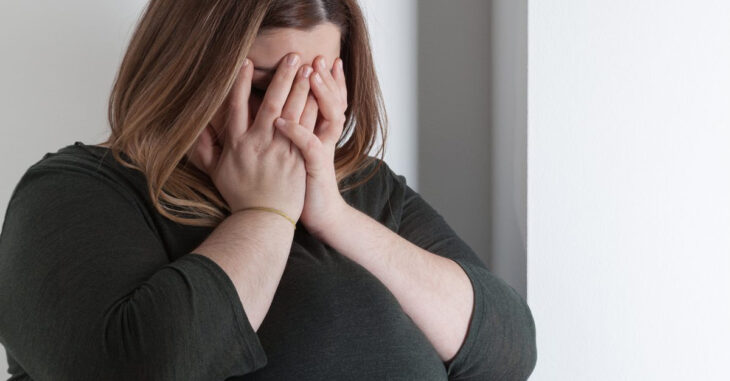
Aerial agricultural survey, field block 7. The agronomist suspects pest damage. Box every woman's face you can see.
[210,22,342,145]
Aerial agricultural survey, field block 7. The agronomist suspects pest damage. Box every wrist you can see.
[309,200,353,241]
[234,207,298,230]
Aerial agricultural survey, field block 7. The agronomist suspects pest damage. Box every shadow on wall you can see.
[417,0,527,298]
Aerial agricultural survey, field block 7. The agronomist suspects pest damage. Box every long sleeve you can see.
[384,163,537,380]
[0,167,267,380]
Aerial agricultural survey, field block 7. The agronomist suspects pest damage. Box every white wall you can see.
[527,1,730,379]
[0,1,416,378]
[0,0,149,224]
[360,0,418,185]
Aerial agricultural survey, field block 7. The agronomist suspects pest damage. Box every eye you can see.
[251,86,266,97]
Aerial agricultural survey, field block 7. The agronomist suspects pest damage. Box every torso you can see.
[36,141,451,380]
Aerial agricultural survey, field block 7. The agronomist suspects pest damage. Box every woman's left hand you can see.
[274,55,349,239]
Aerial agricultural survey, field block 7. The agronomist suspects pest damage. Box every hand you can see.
[188,53,312,224]
[273,55,349,239]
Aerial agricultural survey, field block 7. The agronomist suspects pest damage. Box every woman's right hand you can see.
[189,52,318,222]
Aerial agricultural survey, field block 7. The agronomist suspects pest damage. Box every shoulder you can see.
[342,156,407,190]
[340,156,408,230]
[21,141,148,198]
[3,142,161,239]
[6,141,151,218]
[29,141,144,185]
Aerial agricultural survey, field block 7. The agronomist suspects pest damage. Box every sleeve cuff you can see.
[444,257,486,377]
[186,253,268,371]
[444,257,538,380]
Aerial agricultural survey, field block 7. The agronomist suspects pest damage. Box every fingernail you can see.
[337,58,343,70]
[275,117,286,127]
[319,58,327,69]
[287,53,299,66]
[243,58,250,67]
[313,72,322,83]
[302,66,313,78]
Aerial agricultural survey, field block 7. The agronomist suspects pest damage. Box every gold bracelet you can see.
[240,206,297,229]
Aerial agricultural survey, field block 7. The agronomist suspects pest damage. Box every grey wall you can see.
[490,1,528,296]
[418,0,527,298]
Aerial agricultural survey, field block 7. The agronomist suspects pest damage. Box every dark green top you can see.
[0,141,536,380]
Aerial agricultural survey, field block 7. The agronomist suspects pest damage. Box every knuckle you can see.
[228,101,244,114]
[255,140,270,154]
[228,137,242,151]
[242,133,266,154]
[303,136,318,156]
[227,95,243,110]
[261,101,280,115]
[273,141,290,158]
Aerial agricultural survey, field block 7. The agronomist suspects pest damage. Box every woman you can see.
[0,1,536,380]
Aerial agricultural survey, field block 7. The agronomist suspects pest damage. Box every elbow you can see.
[100,297,181,380]
[484,273,538,380]
[452,263,538,380]
[513,297,537,380]
[449,291,538,381]
[497,286,537,380]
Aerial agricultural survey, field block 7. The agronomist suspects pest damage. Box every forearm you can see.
[317,205,474,362]
[193,209,296,331]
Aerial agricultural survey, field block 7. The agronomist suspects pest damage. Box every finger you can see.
[332,57,347,101]
[313,56,338,94]
[310,70,343,122]
[299,93,319,133]
[274,117,319,164]
[250,53,301,138]
[226,58,253,144]
[272,66,311,150]
[281,64,313,123]
[311,56,344,124]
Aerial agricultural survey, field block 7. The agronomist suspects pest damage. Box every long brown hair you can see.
[100,0,388,227]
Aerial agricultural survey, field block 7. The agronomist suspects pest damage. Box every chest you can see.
[240,238,449,380]
[158,219,448,379]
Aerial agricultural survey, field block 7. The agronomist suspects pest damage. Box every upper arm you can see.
[0,167,267,380]
[380,161,537,380]
[393,171,487,270]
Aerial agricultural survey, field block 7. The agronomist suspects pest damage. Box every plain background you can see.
[2,1,729,380]
[527,1,730,379]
